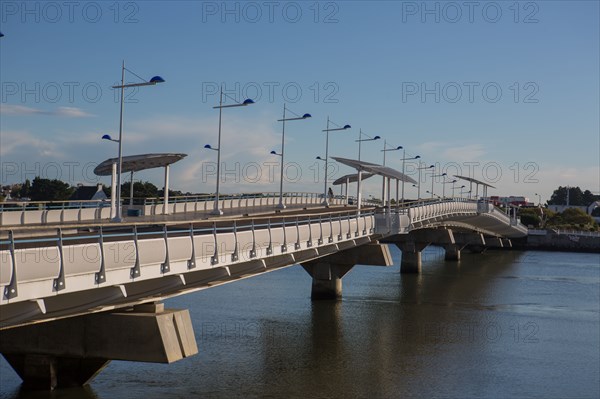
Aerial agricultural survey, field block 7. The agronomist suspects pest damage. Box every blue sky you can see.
[1,1,598,203]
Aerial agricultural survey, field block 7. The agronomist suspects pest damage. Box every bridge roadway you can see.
[0,196,527,389]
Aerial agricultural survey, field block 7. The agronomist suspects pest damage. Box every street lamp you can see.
[398,150,420,205]
[270,105,311,209]
[204,86,254,216]
[380,141,402,206]
[322,117,351,206]
[417,163,434,199]
[430,170,447,198]
[441,178,457,198]
[452,184,466,197]
[111,61,165,222]
[101,134,120,218]
[356,130,380,162]
[535,192,542,206]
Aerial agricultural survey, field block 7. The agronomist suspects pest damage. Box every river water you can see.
[1,247,599,398]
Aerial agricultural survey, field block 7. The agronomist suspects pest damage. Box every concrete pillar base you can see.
[401,251,422,274]
[2,354,109,390]
[302,243,392,300]
[0,305,198,389]
[311,277,342,300]
[444,244,461,261]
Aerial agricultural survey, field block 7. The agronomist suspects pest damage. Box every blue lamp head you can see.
[302,113,312,119]
[102,134,113,141]
[316,156,323,160]
[242,99,255,105]
[396,146,403,150]
[270,150,277,155]
[442,173,447,176]
[429,165,435,168]
[415,155,421,159]
[343,125,351,129]
[0,32,4,38]
[373,135,381,140]
[149,76,165,84]
[204,144,213,149]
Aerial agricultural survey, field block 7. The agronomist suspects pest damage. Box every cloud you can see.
[0,104,94,118]
[441,144,486,162]
[0,129,63,158]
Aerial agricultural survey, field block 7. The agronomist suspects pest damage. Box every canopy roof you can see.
[94,153,187,176]
[453,175,496,189]
[331,157,417,184]
[333,173,375,185]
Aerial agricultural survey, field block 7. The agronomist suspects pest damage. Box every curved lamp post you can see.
[322,118,351,206]
[271,105,311,209]
[380,141,402,207]
[398,151,420,205]
[111,61,164,222]
[441,178,457,198]
[417,163,434,199]
[204,86,254,216]
[430,171,447,198]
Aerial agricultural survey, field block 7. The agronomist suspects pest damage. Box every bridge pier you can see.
[444,244,461,261]
[301,243,392,300]
[0,303,197,389]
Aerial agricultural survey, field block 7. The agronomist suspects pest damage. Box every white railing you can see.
[0,210,375,307]
[0,192,348,227]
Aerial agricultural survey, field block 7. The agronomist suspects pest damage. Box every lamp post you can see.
[417,163,434,200]
[356,130,380,162]
[381,142,402,207]
[111,61,164,222]
[452,184,466,197]
[355,130,380,209]
[322,117,351,206]
[204,86,254,216]
[398,150,420,205]
[441,178,457,198]
[535,192,542,206]
[430,170,447,199]
[101,134,119,218]
[270,105,311,209]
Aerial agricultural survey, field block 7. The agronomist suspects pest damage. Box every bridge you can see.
[0,192,527,389]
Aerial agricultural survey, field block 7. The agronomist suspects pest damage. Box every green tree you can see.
[548,186,598,206]
[19,179,31,198]
[28,177,74,201]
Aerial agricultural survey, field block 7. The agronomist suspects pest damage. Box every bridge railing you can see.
[0,209,376,310]
[0,192,347,227]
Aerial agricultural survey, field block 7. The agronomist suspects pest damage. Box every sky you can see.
[0,0,598,203]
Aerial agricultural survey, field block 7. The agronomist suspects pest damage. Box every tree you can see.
[28,177,74,201]
[19,179,31,198]
[548,186,599,206]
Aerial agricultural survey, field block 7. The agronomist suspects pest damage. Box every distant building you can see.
[70,184,107,202]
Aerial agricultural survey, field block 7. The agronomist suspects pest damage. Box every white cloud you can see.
[0,104,94,118]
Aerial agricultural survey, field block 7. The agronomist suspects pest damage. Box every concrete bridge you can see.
[0,195,526,389]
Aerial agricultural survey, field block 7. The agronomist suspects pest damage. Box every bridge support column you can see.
[444,244,461,261]
[0,303,198,390]
[301,243,392,300]
[396,242,429,274]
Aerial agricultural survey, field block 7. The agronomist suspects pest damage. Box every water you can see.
[1,247,599,398]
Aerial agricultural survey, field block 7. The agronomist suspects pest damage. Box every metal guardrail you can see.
[0,210,376,305]
[0,193,350,227]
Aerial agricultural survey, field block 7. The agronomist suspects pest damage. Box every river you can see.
[1,247,599,398]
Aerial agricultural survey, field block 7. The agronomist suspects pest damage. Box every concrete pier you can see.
[302,243,392,299]
[444,244,461,261]
[0,304,197,389]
